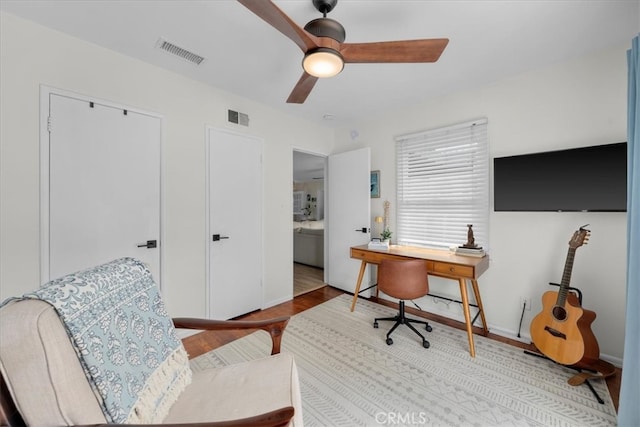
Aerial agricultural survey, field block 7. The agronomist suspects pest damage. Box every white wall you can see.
[0,12,333,315]
[334,43,628,362]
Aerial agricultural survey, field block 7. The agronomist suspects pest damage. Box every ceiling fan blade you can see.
[286,72,319,104]
[237,0,318,52]
[340,38,449,63]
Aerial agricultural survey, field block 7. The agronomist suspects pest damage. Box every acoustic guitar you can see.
[530,226,600,366]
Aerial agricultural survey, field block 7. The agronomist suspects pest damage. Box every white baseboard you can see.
[176,328,202,339]
[263,294,293,310]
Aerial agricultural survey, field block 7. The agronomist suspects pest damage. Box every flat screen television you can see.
[493,142,627,212]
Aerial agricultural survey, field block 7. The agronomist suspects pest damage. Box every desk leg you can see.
[471,279,489,336]
[458,278,476,358]
[350,261,368,312]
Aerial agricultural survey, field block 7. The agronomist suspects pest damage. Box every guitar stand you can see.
[524,282,604,404]
[523,349,605,404]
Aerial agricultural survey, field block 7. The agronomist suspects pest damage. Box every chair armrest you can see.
[80,405,294,427]
[172,317,290,355]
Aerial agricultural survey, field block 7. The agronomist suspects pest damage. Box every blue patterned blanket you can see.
[7,258,192,423]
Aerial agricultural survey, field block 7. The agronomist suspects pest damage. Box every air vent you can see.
[156,38,205,65]
[228,109,249,127]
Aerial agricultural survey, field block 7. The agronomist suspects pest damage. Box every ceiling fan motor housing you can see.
[304,18,346,43]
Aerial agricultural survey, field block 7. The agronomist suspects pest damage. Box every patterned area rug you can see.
[190,295,617,426]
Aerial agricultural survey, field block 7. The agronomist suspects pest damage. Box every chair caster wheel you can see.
[423,340,430,348]
[373,322,379,328]
[426,325,432,332]
[386,338,393,345]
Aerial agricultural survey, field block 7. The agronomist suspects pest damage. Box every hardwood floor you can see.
[181,285,342,358]
[181,286,621,412]
[293,262,325,296]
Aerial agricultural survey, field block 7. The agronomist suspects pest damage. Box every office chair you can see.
[373,258,432,348]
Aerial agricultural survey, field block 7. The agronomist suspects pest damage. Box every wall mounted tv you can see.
[493,142,627,212]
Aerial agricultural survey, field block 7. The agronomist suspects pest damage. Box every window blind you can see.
[395,118,489,250]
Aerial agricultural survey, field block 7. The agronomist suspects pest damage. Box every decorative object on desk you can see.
[455,246,486,257]
[374,216,384,238]
[370,170,380,198]
[456,223,484,256]
[380,200,392,243]
[193,295,616,427]
[383,200,390,228]
[461,224,481,249]
[368,238,389,249]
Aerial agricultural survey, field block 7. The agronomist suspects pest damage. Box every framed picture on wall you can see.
[371,170,380,198]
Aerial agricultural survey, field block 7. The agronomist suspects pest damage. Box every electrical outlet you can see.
[520,297,531,311]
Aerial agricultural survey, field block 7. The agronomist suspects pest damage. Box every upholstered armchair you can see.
[0,258,302,426]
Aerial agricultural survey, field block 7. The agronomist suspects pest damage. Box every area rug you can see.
[190,295,617,426]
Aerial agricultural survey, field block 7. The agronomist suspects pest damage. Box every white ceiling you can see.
[1,0,638,128]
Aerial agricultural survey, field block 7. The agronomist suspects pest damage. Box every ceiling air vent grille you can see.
[157,38,205,65]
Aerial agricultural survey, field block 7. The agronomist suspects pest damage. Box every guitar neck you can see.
[557,248,577,305]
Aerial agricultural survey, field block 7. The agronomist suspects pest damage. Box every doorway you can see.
[292,150,326,296]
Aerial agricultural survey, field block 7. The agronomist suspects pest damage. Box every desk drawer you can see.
[432,262,473,278]
[350,248,388,264]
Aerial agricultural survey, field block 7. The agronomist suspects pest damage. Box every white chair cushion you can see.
[164,353,303,426]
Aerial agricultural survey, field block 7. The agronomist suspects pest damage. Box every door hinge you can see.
[47,116,52,133]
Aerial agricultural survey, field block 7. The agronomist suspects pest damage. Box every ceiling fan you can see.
[238,0,449,104]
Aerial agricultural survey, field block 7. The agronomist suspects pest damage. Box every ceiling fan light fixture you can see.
[303,48,344,78]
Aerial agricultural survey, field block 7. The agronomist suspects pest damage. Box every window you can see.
[395,118,489,249]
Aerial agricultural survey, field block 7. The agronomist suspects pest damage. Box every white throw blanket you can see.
[9,258,192,423]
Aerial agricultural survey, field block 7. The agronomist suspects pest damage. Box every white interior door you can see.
[327,147,371,294]
[45,92,161,282]
[207,128,262,319]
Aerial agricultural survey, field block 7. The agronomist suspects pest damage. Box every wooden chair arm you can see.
[172,316,290,355]
[80,406,294,427]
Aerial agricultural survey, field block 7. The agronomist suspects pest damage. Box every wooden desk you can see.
[350,244,490,357]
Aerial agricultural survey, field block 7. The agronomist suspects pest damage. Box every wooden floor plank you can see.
[293,262,325,296]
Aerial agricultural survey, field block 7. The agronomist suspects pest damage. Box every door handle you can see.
[212,234,230,242]
[137,240,157,249]
[355,227,369,233]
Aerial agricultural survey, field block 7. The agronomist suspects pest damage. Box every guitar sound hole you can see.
[552,305,567,321]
